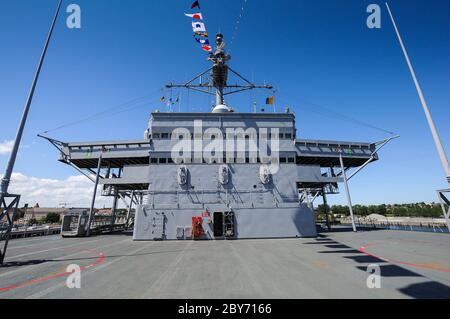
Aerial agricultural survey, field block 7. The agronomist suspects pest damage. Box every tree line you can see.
[317,202,447,219]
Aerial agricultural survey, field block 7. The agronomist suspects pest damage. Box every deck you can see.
[0,229,449,299]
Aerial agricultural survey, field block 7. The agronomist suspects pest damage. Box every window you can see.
[161,133,169,139]
[279,133,284,139]
[285,133,292,140]
[280,157,287,163]
[153,133,160,139]
[159,158,167,164]
[150,158,158,164]
[288,157,295,163]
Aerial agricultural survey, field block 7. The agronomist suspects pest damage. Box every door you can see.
[213,212,224,237]
[151,212,167,240]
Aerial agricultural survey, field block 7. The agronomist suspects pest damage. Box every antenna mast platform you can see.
[166,34,273,112]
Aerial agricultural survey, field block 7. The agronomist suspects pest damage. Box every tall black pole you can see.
[0,0,63,195]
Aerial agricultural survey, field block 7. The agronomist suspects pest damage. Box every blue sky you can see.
[0,0,449,207]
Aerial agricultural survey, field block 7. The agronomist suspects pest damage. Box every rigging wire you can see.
[275,92,397,136]
[229,0,249,53]
[41,88,163,134]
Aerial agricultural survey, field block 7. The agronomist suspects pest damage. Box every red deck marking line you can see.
[359,243,450,273]
[0,249,106,293]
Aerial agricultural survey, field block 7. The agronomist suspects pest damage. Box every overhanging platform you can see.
[296,139,378,168]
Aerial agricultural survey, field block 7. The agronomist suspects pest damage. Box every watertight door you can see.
[151,212,167,240]
[213,212,224,237]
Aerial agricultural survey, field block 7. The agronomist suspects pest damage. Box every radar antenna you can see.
[166,33,273,111]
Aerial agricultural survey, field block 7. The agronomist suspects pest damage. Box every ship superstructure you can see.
[44,34,386,240]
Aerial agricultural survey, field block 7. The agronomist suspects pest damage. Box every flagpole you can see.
[386,3,450,184]
[0,0,62,265]
[1,0,62,195]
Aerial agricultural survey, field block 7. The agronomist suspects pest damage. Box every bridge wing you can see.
[296,139,378,168]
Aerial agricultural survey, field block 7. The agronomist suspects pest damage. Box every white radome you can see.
[212,104,231,113]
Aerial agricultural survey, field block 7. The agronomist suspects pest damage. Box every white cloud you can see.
[0,140,14,155]
[1,172,113,208]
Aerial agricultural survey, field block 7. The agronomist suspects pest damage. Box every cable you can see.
[275,92,397,136]
[41,89,163,134]
[229,0,249,53]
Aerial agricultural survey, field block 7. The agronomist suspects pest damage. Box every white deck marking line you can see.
[7,236,62,249]
[4,238,106,260]
[0,237,131,279]
[4,234,124,260]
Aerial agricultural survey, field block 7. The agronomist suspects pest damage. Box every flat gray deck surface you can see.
[0,229,449,299]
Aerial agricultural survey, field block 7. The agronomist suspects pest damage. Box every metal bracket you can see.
[0,193,20,264]
[166,67,273,97]
[347,135,400,181]
[437,189,450,230]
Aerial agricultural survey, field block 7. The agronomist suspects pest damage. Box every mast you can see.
[386,3,450,230]
[166,34,273,112]
[1,0,62,194]
[386,3,450,184]
[208,33,231,106]
[0,0,62,264]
